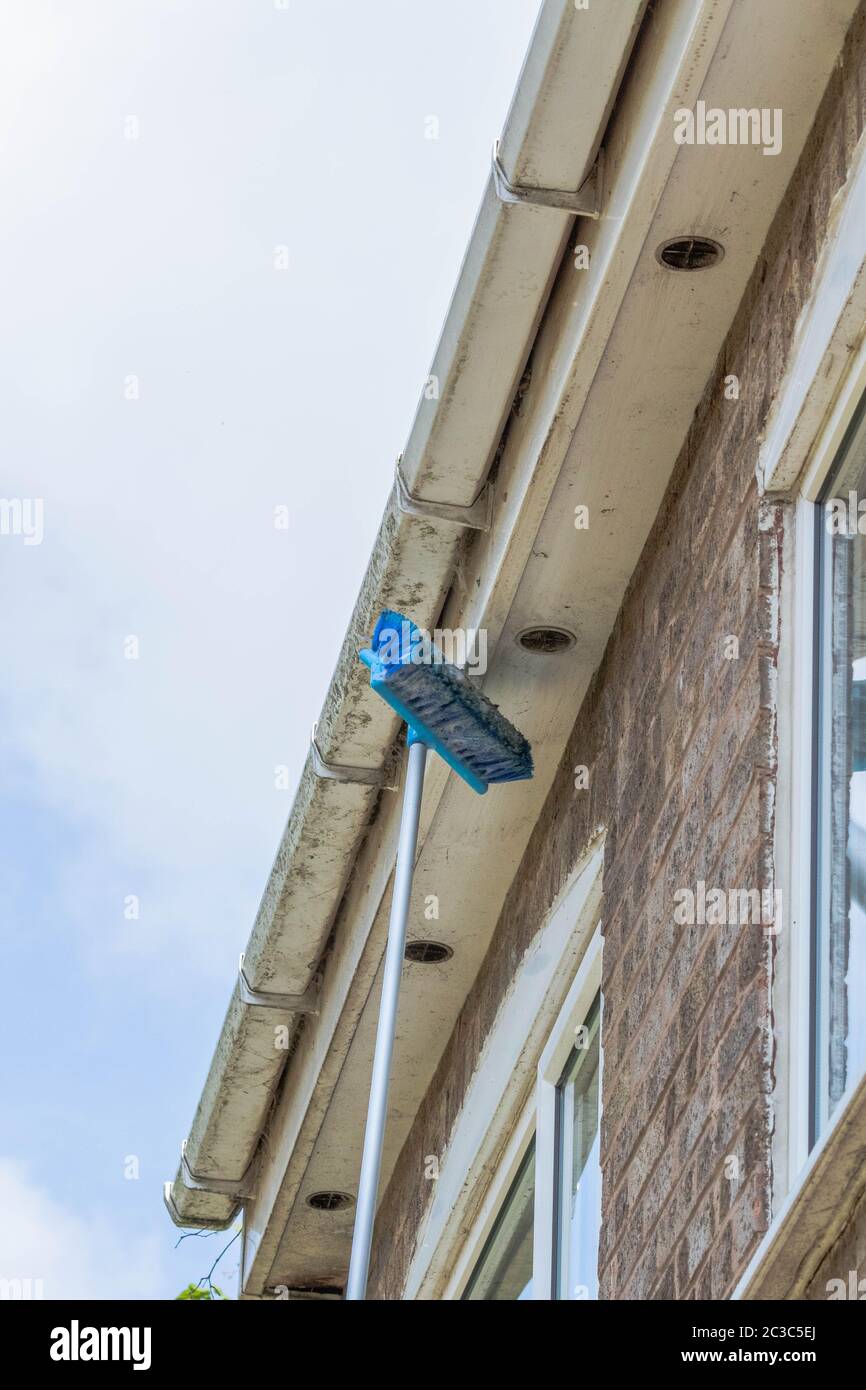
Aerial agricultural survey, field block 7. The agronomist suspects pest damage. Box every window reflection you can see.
[463,1141,535,1300]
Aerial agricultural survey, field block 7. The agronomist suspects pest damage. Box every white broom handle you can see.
[345,737,429,1300]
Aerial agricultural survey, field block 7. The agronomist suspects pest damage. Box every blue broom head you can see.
[359,610,533,795]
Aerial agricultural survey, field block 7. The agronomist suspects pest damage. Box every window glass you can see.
[463,1141,535,1300]
[554,991,601,1299]
[817,404,866,1139]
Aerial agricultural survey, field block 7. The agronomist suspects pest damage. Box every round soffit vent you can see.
[656,236,725,272]
[306,1190,355,1212]
[405,940,454,965]
[516,625,577,655]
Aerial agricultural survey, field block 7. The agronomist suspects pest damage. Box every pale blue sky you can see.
[0,0,539,1297]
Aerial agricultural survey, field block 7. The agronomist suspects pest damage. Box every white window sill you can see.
[733,1069,866,1299]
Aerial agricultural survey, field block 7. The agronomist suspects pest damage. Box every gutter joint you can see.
[492,138,604,220]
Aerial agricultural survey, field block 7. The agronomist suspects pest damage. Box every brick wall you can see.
[368,4,866,1301]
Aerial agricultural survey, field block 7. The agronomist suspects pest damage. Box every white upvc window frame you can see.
[772,119,866,1175]
[774,313,866,1198]
[440,1091,536,1301]
[532,930,602,1301]
[773,492,818,1191]
[404,837,604,1301]
[445,926,603,1302]
[735,125,866,1298]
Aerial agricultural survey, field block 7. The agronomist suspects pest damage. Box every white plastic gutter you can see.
[165,0,646,1230]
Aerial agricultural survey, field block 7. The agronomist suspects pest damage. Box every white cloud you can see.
[0,1159,164,1300]
[0,0,538,995]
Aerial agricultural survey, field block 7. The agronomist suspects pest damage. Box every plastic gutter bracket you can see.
[180,1141,257,1201]
[395,457,494,532]
[238,954,320,1015]
[311,724,396,790]
[492,138,604,220]
[163,1182,239,1231]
